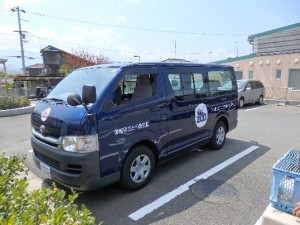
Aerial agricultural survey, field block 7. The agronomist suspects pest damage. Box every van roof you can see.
[76,62,233,71]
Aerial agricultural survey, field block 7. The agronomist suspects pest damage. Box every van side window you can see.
[194,73,208,98]
[208,70,234,96]
[167,71,207,101]
[252,81,263,89]
[110,68,157,107]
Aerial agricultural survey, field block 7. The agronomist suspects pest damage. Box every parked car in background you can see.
[237,80,265,108]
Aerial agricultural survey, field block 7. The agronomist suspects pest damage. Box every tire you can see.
[121,145,155,191]
[209,121,227,150]
[256,95,263,105]
[238,97,244,108]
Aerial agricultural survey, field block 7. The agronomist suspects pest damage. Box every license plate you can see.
[40,162,51,179]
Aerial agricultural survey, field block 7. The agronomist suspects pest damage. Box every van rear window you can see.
[168,72,208,101]
[208,70,234,95]
[166,67,235,101]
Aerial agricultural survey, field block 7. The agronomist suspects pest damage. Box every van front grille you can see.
[35,135,58,147]
[34,150,60,170]
[34,150,83,175]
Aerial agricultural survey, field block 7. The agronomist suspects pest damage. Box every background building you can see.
[215,22,300,102]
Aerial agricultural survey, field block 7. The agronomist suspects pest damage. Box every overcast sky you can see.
[0,0,299,73]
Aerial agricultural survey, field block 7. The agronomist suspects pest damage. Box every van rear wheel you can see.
[121,145,155,191]
[209,121,227,150]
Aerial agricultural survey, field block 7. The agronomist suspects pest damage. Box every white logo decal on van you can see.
[195,103,208,128]
[41,108,51,121]
[212,102,235,112]
[114,122,149,135]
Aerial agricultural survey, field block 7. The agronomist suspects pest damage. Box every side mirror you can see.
[67,93,82,106]
[82,85,96,105]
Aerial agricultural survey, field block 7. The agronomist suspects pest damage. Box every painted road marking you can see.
[129,145,259,221]
[244,105,267,111]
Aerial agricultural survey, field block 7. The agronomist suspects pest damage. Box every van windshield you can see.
[46,67,120,101]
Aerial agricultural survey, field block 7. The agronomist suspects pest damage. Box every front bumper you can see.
[31,134,102,191]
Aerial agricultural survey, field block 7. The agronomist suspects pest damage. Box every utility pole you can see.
[235,41,239,57]
[11,6,26,75]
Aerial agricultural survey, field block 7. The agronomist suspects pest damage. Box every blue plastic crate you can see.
[270,149,300,213]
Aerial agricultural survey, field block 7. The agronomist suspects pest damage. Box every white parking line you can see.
[244,105,266,111]
[128,145,259,221]
[254,218,261,225]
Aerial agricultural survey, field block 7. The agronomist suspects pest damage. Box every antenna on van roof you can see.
[175,40,177,57]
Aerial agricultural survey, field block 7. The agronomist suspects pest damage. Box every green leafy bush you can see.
[0,154,97,225]
[0,96,30,110]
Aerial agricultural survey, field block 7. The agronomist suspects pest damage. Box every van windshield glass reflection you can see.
[46,67,119,101]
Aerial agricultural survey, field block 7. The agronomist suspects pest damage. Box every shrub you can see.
[0,154,97,225]
[0,96,30,110]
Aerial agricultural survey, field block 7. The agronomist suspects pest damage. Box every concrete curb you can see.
[0,100,37,117]
[264,99,300,106]
[16,164,48,192]
[0,105,35,117]
[27,169,49,192]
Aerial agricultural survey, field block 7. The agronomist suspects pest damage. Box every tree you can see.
[59,50,111,76]
[0,71,15,95]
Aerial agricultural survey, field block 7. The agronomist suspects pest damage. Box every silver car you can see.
[237,80,265,108]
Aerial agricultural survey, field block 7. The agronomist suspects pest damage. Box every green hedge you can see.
[0,154,98,225]
[0,96,30,110]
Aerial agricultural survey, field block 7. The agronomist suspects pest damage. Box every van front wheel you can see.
[210,121,227,150]
[121,146,155,191]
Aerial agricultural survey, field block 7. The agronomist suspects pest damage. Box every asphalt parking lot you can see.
[1,103,300,225]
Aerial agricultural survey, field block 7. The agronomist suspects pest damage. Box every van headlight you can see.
[62,134,99,153]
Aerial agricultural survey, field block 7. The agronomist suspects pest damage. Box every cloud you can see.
[3,0,46,9]
[125,0,142,3]
[61,27,118,53]
[117,16,127,22]
[25,25,123,59]
[0,24,20,50]
[106,0,142,7]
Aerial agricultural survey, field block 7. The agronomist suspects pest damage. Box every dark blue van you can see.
[31,62,238,191]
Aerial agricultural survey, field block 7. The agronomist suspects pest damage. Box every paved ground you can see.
[1,102,300,225]
[0,100,45,192]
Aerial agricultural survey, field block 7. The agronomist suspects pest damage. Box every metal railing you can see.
[265,87,300,101]
[0,87,49,98]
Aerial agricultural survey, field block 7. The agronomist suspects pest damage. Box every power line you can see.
[28,33,138,53]
[26,10,250,36]
[28,33,246,56]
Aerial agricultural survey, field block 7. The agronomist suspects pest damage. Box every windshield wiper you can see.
[42,98,65,103]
